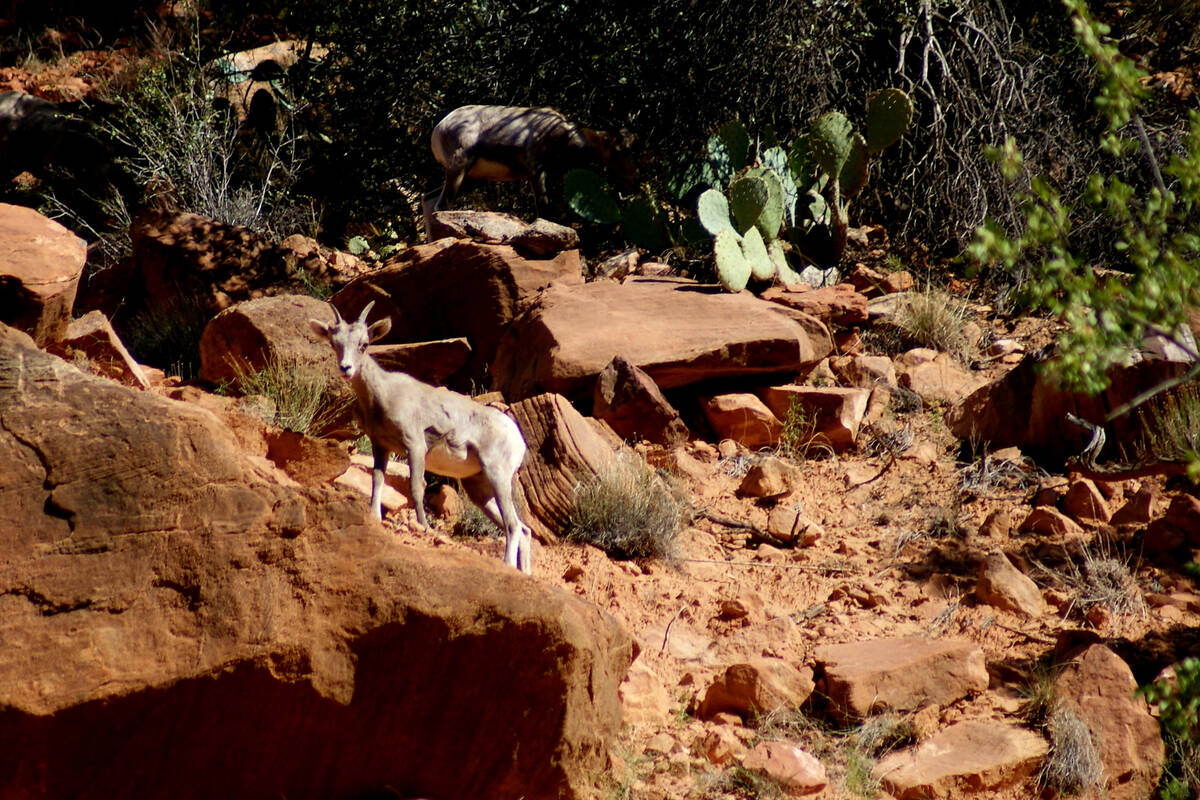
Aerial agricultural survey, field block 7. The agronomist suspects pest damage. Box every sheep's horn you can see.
[357,300,376,324]
[330,304,345,324]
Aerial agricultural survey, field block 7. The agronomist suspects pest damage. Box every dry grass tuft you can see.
[228,355,353,437]
[1039,706,1105,796]
[565,451,685,561]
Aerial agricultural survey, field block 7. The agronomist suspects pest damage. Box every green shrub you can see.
[1139,658,1200,798]
[100,25,310,243]
[969,0,1200,465]
[564,452,684,561]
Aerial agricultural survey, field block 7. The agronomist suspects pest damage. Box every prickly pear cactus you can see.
[741,226,775,281]
[771,239,802,285]
[713,228,750,292]
[840,133,869,197]
[728,174,769,235]
[698,188,735,236]
[759,146,798,227]
[743,167,785,241]
[808,112,854,180]
[866,88,914,155]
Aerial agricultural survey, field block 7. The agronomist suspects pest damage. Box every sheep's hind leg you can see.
[463,474,531,573]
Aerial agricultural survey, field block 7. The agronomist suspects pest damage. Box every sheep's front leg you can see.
[370,441,390,520]
[405,439,430,529]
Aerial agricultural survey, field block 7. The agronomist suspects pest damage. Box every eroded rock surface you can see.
[0,325,631,800]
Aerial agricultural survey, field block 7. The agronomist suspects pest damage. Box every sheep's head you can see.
[309,301,391,380]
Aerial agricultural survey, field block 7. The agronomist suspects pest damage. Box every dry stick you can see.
[679,558,857,574]
[694,507,790,549]
[661,605,686,653]
[846,451,898,489]
[992,620,1055,645]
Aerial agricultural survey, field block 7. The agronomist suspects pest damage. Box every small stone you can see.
[428,484,461,518]
[742,741,827,796]
[739,457,796,498]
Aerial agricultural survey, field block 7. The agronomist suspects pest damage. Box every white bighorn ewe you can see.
[422,104,635,236]
[310,301,534,573]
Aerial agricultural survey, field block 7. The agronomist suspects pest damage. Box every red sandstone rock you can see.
[0,203,85,345]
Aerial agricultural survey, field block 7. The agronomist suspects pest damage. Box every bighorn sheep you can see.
[310,301,534,573]
[422,104,635,235]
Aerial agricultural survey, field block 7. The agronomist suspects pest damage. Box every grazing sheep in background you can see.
[310,301,533,573]
[422,104,635,236]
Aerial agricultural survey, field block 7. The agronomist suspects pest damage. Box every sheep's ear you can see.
[309,319,331,340]
[367,317,392,342]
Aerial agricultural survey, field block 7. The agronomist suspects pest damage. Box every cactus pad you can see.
[771,239,802,285]
[713,228,750,292]
[564,168,621,224]
[718,120,750,172]
[809,112,854,178]
[866,88,914,154]
[741,226,776,281]
[697,188,735,236]
[839,134,869,197]
[728,174,769,235]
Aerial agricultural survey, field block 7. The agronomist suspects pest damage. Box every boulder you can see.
[1053,644,1165,800]
[426,210,582,255]
[128,209,296,315]
[48,309,150,389]
[1061,477,1112,526]
[333,239,582,386]
[895,349,985,407]
[1017,506,1085,537]
[975,551,1044,617]
[814,638,988,723]
[368,337,473,386]
[697,659,815,721]
[829,354,897,389]
[508,392,626,543]
[946,354,1194,464]
[1164,493,1200,545]
[738,457,797,498]
[759,282,869,326]
[741,741,827,796]
[0,203,86,345]
[872,720,1048,799]
[757,385,870,452]
[766,506,824,546]
[700,393,782,449]
[0,326,632,800]
[593,354,689,445]
[200,293,338,385]
[491,277,832,401]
